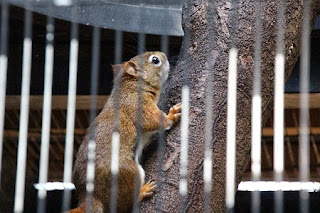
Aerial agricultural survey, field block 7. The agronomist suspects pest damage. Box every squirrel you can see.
[70,51,182,212]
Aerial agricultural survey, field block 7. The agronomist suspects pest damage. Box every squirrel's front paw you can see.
[139,180,156,201]
[166,103,182,124]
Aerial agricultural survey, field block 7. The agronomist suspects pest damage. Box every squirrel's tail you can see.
[68,207,85,213]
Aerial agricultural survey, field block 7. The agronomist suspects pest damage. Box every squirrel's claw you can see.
[139,180,157,201]
[167,103,182,123]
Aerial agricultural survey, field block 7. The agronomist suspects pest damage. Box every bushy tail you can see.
[68,207,85,213]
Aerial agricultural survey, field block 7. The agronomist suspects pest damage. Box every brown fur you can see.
[71,52,181,212]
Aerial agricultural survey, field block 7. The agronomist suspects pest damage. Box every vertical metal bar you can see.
[137,34,145,55]
[62,20,79,212]
[225,48,238,213]
[273,1,285,213]
[225,1,238,212]
[161,35,168,56]
[110,30,123,213]
[85,26,100,213]
[37,14,55,213]
[299,1,311,212]
[132,32,146,213]
[179,2,191,211]
[0,0,9,187]
[203,50,214,212]
[155,34,169,211]
[251,1,262,212]
[110,131,120,212]
[203,3,215,213]
[179,86,189,195]
[14,8,32,213]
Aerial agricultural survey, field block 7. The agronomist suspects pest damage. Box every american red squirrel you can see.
[70,51,182,212]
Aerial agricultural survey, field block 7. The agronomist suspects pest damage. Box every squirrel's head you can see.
[112,51,169,89]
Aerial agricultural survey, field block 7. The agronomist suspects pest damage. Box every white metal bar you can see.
[85,25,100,213]
[110,132,120,175]
[203,5,216,212]
[225,47,238,212]
[37,16,54,213]
[299,1,311,212]
[88,26,100,124]
[0,1,9,187]
[85,139,96,213]
[179,3,190,209]
[273,53,285,213]
[110,30,122,213]
[179,85,190,197]
[203,12,215,210]
[273,1,285,213]
[34,182,75,191]
[203,72,213,213]
[14,9,32,213]
[238,181,320,192]
[155,34,169,211]
[251,1,262,212]
[132,33,146,213]
[63,23,79,184]
[273,52,285,178]
[299,0,311,177]
[62,21,79,212]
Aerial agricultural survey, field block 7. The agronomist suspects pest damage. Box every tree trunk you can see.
[141,1,320,212]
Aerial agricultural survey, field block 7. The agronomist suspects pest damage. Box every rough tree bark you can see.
[141,1,320,212]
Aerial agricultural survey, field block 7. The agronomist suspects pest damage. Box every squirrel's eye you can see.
[152,56,160,64]
[148,55,161,67]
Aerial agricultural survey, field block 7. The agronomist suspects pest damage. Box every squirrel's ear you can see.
[124,61,146,79]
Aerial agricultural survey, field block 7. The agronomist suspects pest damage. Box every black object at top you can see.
[8,0,184,36]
